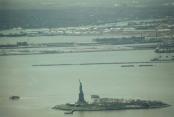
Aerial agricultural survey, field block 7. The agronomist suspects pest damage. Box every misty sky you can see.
[1,0,174,9]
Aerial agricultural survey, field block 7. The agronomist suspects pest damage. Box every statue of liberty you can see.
[76,80,87,105]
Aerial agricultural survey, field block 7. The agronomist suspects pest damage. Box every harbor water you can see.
[0,36,174,117]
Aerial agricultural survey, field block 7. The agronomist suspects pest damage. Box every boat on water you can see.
[52,81,170,113]
[9,96,20,100]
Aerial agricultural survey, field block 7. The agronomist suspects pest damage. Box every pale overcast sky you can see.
[0,0,174,9]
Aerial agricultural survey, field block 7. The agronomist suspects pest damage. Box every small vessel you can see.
[9,96,20,100]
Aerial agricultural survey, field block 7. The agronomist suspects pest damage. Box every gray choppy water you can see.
[0,49,174,117]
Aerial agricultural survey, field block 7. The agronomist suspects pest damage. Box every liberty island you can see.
[52,81,170,114]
